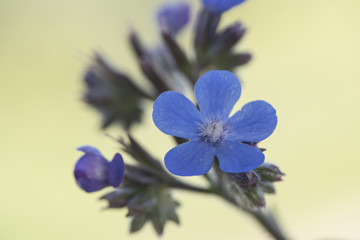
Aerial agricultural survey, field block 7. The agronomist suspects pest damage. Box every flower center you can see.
[199,118,227,144]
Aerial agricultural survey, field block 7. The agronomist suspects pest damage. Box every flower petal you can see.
[77,145,104,158]
[226,100,277,142]
[165,140,215,176]
[153,91,202,139]
[202,0,246,13]
[108,153,125,188]
[76,178,108,193]
[195,70,241,120]
[216,141,264,173]
[74,153,109,193]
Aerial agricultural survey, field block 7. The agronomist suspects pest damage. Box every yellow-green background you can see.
[1,0,360,239]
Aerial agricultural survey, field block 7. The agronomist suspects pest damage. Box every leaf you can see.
[130,215,148,233]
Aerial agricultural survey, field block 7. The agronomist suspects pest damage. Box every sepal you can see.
[161,24,194,82]
[101,183,180,236]
[255,163,285,182]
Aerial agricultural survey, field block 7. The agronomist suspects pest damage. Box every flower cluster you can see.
[74,0,286,238]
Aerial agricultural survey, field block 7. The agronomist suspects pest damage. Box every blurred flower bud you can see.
[74,146,125,193]
[255,163,285,182]
[83,53,151,129]
[209,22,246,56]
[228,171,260,190]
[202,0,246,14]
[157,2,190,35]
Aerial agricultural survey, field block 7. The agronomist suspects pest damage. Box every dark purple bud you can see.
[210,22,246,56]
[228,171,260,190]
[74,146,125,193]
[202,0,246,14]
[157,2,190,35]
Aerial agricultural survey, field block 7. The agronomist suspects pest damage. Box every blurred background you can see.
[1,0,360,239]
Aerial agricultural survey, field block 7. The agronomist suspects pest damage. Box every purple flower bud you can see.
[202,0,246,13]
[157,2,190,35]
[228,171,260,190]
[74,146,125,193]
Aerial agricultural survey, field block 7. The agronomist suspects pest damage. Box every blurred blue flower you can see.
[74,146,125,192]
[152,70,277,176]
[202,0,246,13]
[157,1,190,34]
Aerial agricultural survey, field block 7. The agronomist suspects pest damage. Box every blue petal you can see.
[74,154,109,192]
[165,140,215,176]
[153,91,202,139]
[77,145,104,158]
[216,141,264,173]
[108,153,125,187]
[202,0,246,13]
[195,70,241,120]
[226,100,277,142]
[157,2,190,34]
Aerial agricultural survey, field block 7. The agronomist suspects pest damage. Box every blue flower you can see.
[152,70,277,176]
[74,146,125,192]
[157,2,190,34]
[202,0,246,13]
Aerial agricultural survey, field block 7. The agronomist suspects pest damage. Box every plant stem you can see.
[168,179,212,194]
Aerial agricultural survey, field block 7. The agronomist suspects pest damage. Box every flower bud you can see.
[157,2,190,35]
[83,53,150,129]
[228,171,260,190]
[209,22,246,57]
[74,146,125,193]
[202,0,246,14]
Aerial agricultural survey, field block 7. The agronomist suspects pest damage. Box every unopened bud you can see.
[255,163,285,182]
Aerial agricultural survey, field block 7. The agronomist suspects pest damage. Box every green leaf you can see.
[130,215,148,233]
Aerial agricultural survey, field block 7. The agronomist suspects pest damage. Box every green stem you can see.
[168,180,212,194]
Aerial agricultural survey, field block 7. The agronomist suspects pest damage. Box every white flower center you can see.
[199,118,227,144]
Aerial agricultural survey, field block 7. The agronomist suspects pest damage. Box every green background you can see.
[1,0,360,239]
